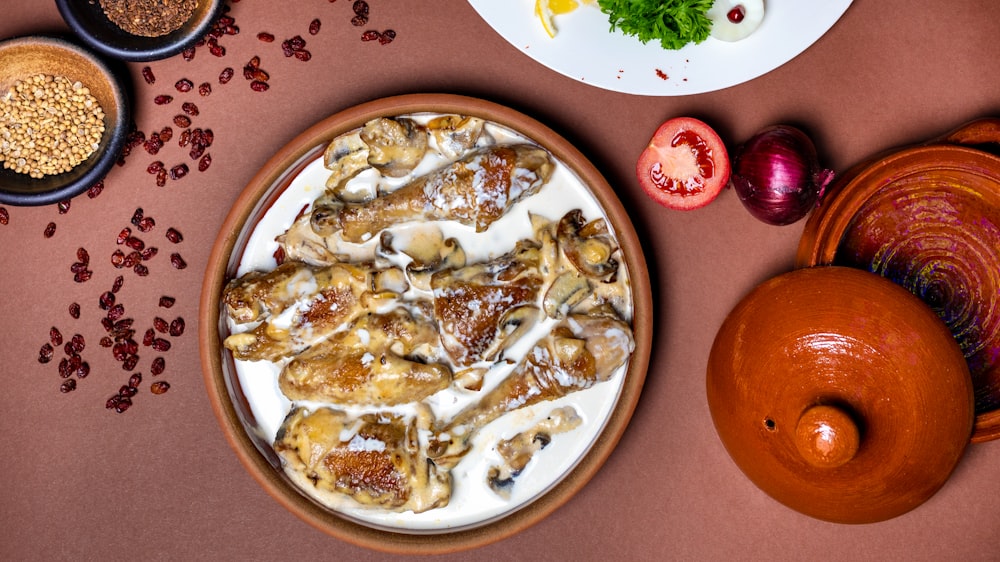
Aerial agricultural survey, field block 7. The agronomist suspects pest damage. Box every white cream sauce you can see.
[231,114,633,532]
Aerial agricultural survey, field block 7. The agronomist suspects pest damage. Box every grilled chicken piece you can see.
[274,406,450,513]
[279,307,451,405]
[331,143,553,242]
[431,240,544,366]
[429,308,634,467]
[222,262,380,362]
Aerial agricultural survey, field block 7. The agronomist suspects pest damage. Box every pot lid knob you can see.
[794,405,858,468]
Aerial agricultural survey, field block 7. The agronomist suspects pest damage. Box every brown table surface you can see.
[3,1,999,560]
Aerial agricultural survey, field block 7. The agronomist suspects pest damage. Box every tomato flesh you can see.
[636,117,730,211]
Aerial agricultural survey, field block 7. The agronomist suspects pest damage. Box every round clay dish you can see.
[707,266,973,524]
[797,131,1000,442]
[199,94,653,553]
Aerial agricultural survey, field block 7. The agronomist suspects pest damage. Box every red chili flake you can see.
[159,296,176,308]
[378,29,396,45]
[125,236,145,251]
[156,169,167,187]
[250,80,269,92]
[38,343,54,363]
[49,326,64,346]
[169,317,185,337]
[175,78,193,92]
[141,66,155,84]
[293,49,312,62]
[69,302,81,319]
[198,153,212,172]
[60,379,77,393]
[99,291,115,310]
[151,356,165,376]
[87,181,104,198]
[170,164,189,180]
[173,115,192,128]
[170,253,188,269]
[146,161,164,175]
[143,328,155,346]
[111,249,125,268]
[361,30,380,41]
[112,275,124,293]
[138,216,155,233]
[58,200,71,214]
[257,32,275,42]
[122,355,139,371]
[150,381,170,395]
[182,46,196,61]
[182,102,199,116]
[0,207,7,225]
[152,338,171,352]
[198,82,212,96]
[309,18,321,35]
[165,227,183,243]
[154,95,173,105]
[219,67,235,84]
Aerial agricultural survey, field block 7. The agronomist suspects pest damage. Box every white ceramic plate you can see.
[467,0,853,96]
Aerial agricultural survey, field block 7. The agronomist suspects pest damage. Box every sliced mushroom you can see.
[309,202,342,237]
[360,117,429,178]
[543,271,591,319]
[427,115,485,159]
[480,305,542,362]
[323,130,371,192]
[557,210,618,279]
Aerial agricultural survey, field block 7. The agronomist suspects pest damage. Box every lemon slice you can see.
[535,0,581,38]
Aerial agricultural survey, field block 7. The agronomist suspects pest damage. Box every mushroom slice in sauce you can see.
[360,117,429,178]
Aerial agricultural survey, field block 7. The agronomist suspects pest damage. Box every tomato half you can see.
[635,117,731,211]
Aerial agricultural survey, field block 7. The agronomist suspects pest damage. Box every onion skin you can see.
[731,125,835,226]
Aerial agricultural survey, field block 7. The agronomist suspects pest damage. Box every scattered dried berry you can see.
[69,302,81,318]
[150,381,170,395]
[154,95,174,105]
[250,80,269,92]
[86,181,104,198]
[138,216,155,232]
[151,356,166,376]
[198,153,212,172]
[198,82,212,96]
[361,30,380,41]
[57,200,71,214]
[112,275,124,293]
[309,18,321,35]
[152,338,171,352]
[182,102,199,116]
[293,49,312,62]
[165,227,183,243]
[0,207,7,225]
[38,343,54,363]
[60,379,77,393]
[219,67,235,84]
[182,46,196,61]
[173,115,192,128]
[159,126,173,142]
[169,164,189,180]
[257,32,275,42]
[379,29,396,45]
[169,317,185,337]
[175,78,194,92]
[159,296,176,308]
[141,66,156,84]
[170,253,187,269]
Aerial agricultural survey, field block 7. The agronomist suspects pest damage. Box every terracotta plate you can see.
[797,127,1000,443]
[199,94,652,553]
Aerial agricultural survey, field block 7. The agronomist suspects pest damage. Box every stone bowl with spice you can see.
[0,35,129,206]
[56,0,224,62]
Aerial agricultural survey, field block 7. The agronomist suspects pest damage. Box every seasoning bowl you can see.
[0,36,129,206]
[199,93,653,553]
[56,0,225,62]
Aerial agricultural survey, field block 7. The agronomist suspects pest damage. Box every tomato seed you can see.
[150,381,170,395]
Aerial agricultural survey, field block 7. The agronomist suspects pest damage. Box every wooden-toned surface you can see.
[1,2,999,560]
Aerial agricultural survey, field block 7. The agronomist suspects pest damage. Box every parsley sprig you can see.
[597,0,715,51]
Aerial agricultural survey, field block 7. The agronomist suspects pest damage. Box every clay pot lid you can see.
[797,118,1000,442]
[707,266,974,524]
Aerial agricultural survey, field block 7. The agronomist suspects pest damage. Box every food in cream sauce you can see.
[224,113,634,530]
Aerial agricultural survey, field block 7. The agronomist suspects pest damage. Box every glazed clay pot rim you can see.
[795,142,1000,443]
[198,93,653,554]
[0,35,130,206]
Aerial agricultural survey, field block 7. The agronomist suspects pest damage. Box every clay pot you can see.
[797,118,1000,442]
[707,266,973,524]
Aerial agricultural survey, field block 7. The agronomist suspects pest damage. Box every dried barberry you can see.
[141,66,155,84]
[182,46,196,61]
[44,222,56,238]
[170,164,189,180]
[170,253,188,269]
[0,207,7,225]
[150,381,170,395]
[112,275,124,293]
[69,302,81,319]
[198,153,212,172]
[379,29,396,45]
[169,317,185,337]
[250,80,269,92]
[152,338,171,352]
[198,82,212,96]
[159,296,176,308]
[309,19,321,35]
[159,127,173,142]
[257,32,275,42]
[154,95,174,105]
[60,379,77,393]
[165,227,183,243]
[151,356,166,376]
[173,115,192,128]
[182,102,199,116]
[293,50,312,62]
[175,78,194,92]
[38,343,54,363]
[100,291,116,310]
[219,67,235,84]
[87,181,104,198]
[138,216,155,233]
[58,200,71,214]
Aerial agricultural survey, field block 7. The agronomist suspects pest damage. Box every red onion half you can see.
[730,125,835,226]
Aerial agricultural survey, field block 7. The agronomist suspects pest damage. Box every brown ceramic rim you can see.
[199,93,653,554]
[796,142,1000,443]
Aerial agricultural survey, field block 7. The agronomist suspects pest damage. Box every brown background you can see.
[2,1,999,560]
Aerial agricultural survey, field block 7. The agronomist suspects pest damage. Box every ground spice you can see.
[99,0,199,38]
